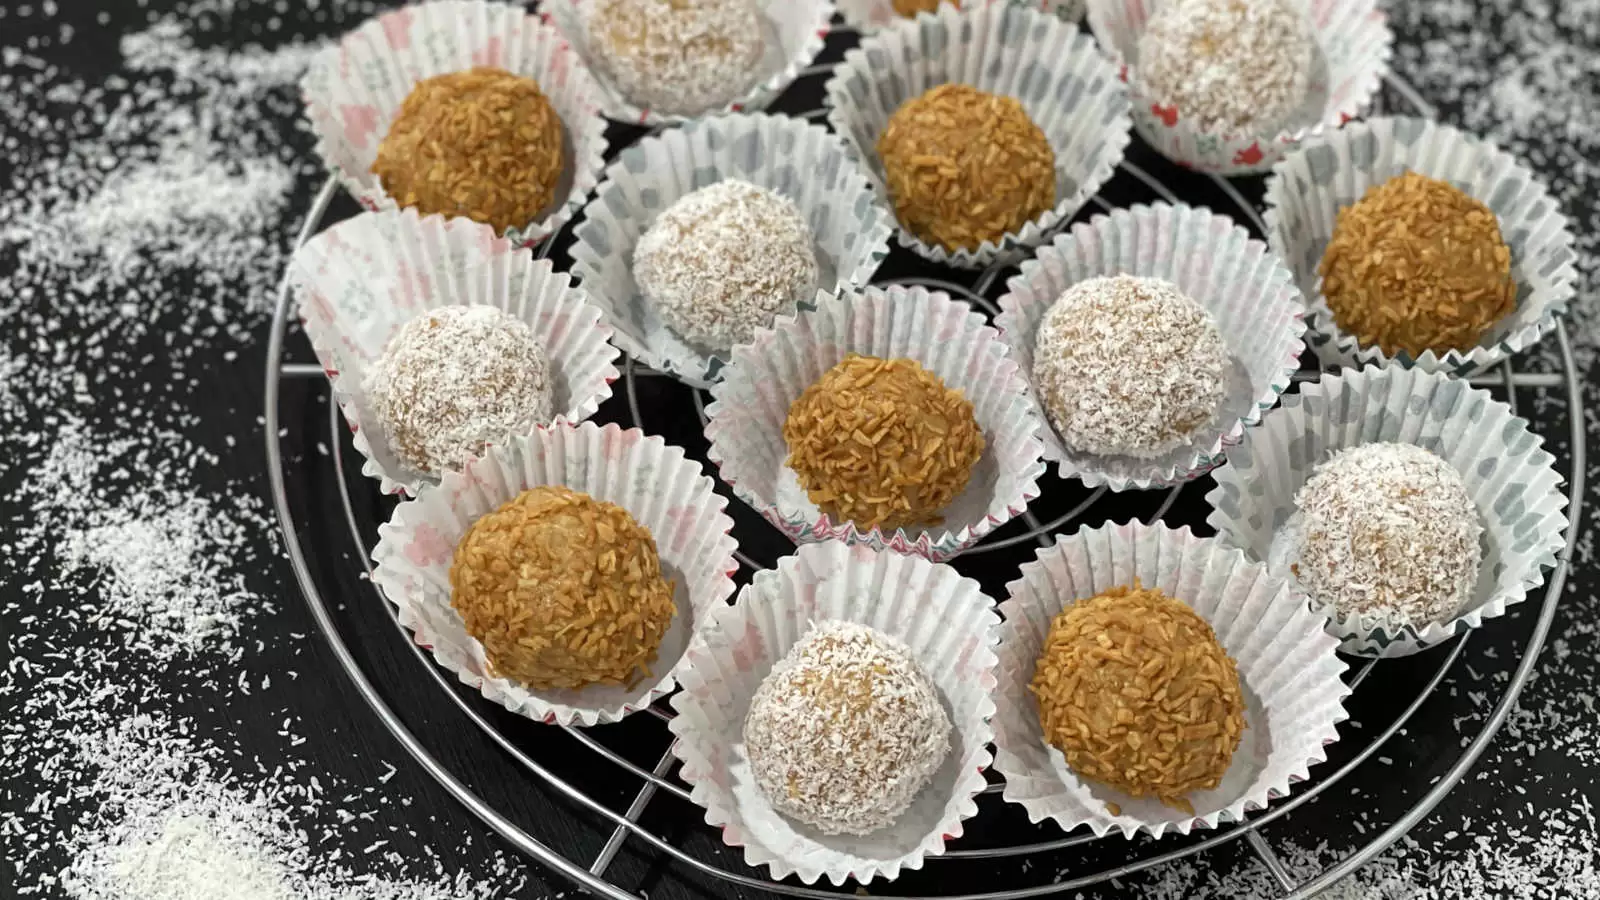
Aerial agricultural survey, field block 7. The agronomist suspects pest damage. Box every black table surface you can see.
[3,1,1599,898]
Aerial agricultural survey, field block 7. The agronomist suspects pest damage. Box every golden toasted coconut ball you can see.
[744,620,951,835]
[1031,584,1246,814]
[892,0,953,15]
[586,0,766,116]
[449,486,677,691]
[877,83,1057,253]
[371,68,566,236]
[783,354,985,532]
[1318,171,1517,358]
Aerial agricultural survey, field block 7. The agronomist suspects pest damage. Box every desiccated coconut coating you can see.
[585,0,766,116]
[743,620,951,835]
[449,486,678,691]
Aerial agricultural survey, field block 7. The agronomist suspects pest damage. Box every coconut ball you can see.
[744,620,951,835]
[1032,274,1227,459]
[1136,0,1315,134]
[1291,442,1482,628]
[633,179,819,353]
[449,486,678,690]
[1031,584,1246,814]
[365,305,554,477]
[585,0,766,116]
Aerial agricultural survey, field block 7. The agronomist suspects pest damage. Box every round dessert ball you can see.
[783,354,985,532]
[449,486,678,690]
[1031,584,1246,813]
[892,0,951,15]
[1032,274,1227,459]
[365,305,555,477]
[585,0,765,116]
[633,179,819,352]
[877,83,1057,253]
[1318,171,1517,358]
[1136,0,1315,134]
[371,68,566,235]
[744,620,951,835]
[1291,442,1482,628]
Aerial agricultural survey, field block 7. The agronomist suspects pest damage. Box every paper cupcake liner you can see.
[992,520,1349,839]
[705,285,1047,562]
[1085,0,1390,175]
[370,422,739,726]
[823,2,1132,268]
[291,208,622,497]
[994,203,1306,491]
[542,0,833,125]
[1263,117,1580,376]
[302,0,609,247]
[835,0,1085,35]
[1204,364,1569,658]
[569,112,895,387]
[669,540,999,884]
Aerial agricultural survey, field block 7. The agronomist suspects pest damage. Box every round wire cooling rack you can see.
[263,39,1586,900]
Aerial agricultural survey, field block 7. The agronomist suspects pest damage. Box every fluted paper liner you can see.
[302,0,609,246]
[543,0,833,125]
[1204,365,1569,658]
[370,422,739,726]
[292,208,621,497]
[823,2,1131,268]
[992,521,1349,838]
[1086,0,1390,175]
[570,112,894,387]
[1264,117,1580,375]
[835,0,1085,35]
[995,203,1306,491]
[705,285,1047,562]
[669,540,999,884]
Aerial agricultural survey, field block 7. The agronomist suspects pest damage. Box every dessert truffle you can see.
[365,305,555,477]
[449,486,677,690]
[585,0,766,116]
[633,179,819,352]
[1032,274,1226,459]
[1031,584,1246,813]
[1136,0,1315,134]
[877,83,1056,252]
[1291,442,1482,627]
[371,68,566,235]
[784,354,984,532]
[744,620,951,835]
[1318,171,1517,358]
[892,0,951,15]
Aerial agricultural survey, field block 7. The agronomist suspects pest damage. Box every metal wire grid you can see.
[263,61,1586,900]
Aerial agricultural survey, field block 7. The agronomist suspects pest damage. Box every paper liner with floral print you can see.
[835,0,1084,35]
[542,0,833,126]
[823,2,1131,268]
[569,112,894,387]
[301,0,608,247]
[1204,365,1568,658]
[992,520,1349,839]
[1085,0,1390,175]
[668,540,998,884]
[705,285,1047,562]
[994,203,1305,491]
[291,208,621,497]
[370,422,738,727]
[1263,117,1579,376]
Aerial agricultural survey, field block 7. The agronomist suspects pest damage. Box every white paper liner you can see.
[1263,117,1580,376]
[569,112,895,387]
[1204,364,1569,658]
[301,0,609,246]
[668,540,999,884]
[835,0,1085,35]
[705,285,1047,562]
[542,0,833,125]
[369,422,739,726]
[823,2,1132,268]
[994,202,1306,491]
[992,520,1349,838]
[291,208,622,497]
[1085,0,1390,175]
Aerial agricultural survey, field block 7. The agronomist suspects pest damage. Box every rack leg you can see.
[590,745,678,877]
[1246,831,1299,893]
